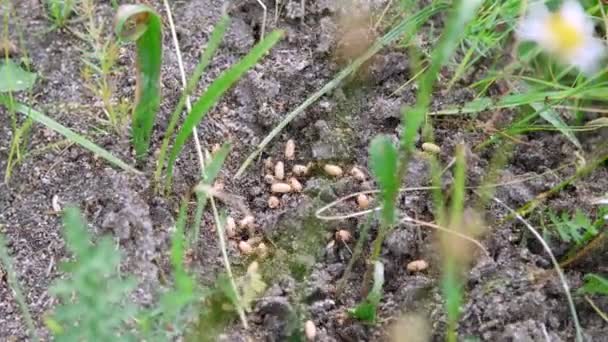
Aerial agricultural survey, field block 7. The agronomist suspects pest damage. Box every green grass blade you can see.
[348,261,384,323]
[397,0,482,178]
[115,4,162,160]
[533,102,582,149]
[154,15,230,186]
[192,143,231,243]
[164,30,283,190]
[449,144,466,226]
[579,274,608,295]
[369,135,399,228]
[0,97,140,174]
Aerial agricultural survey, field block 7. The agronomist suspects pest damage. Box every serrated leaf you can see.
[369,136,399,226]
[0,60,36,92]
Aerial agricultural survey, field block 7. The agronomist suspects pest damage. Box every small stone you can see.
[1,39,18,56]
[422,142,441,154]
[275,161,285,180]
[184,248,195,267]
[356,193,370,209]
[239,215,255,229]
[285,139,296,160]
[350,167,366,181]
[323,164,343,177]
[239,241,254,255]
[225,216,237,238]
[289,177,303,192]
[271,182,292,193]
[407,259,429,273]
[256,242,269,259]
[293,164,309,176]
[305,320,317,341]
[264,174,276,184]
[268,196,280,208]
[335,229,351,242]
[214,181,225,191]
[264,157,274,170]
[51,194,62,212]
[211,143,221,154]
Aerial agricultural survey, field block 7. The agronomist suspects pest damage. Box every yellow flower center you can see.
[546,13,584,54]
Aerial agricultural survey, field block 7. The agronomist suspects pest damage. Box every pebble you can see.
[51,194,62,212]
[264,157,274,170]
[335,229,351,242]
[239,215,255,229]
[225,216,237,238]
[239,241,254,255]
[256,242,269,259]
[268,196,280,208]
[305,320,317,341]
[293,164,309,176]
[285,139,296,160]
[350,167,366,181]
[407,259,429,272]
[271,182,292,193]
[356,193,370,209]
[422,142,441,154]
[289,177,303,192]
[274,161,285,180]
[264,174,276,184]
[323,164,343,177]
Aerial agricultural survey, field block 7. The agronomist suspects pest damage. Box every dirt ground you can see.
[1,0,608,341]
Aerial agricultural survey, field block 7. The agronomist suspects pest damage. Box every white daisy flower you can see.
[517,0,606,74]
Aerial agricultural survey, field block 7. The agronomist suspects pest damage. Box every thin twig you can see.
[491,196,583,342]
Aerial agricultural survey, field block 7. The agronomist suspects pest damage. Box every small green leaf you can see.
[0,60,37,92]
[369,136,399,226]
[349,261,384,323]
[578,274,608,296]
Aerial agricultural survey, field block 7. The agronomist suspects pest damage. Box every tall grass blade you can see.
[164,30,283,190]
[0,98,140,174]
[154,15,230,186]
[115,4,162,160]
[398,0,482,174]
[369,135,399,228]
